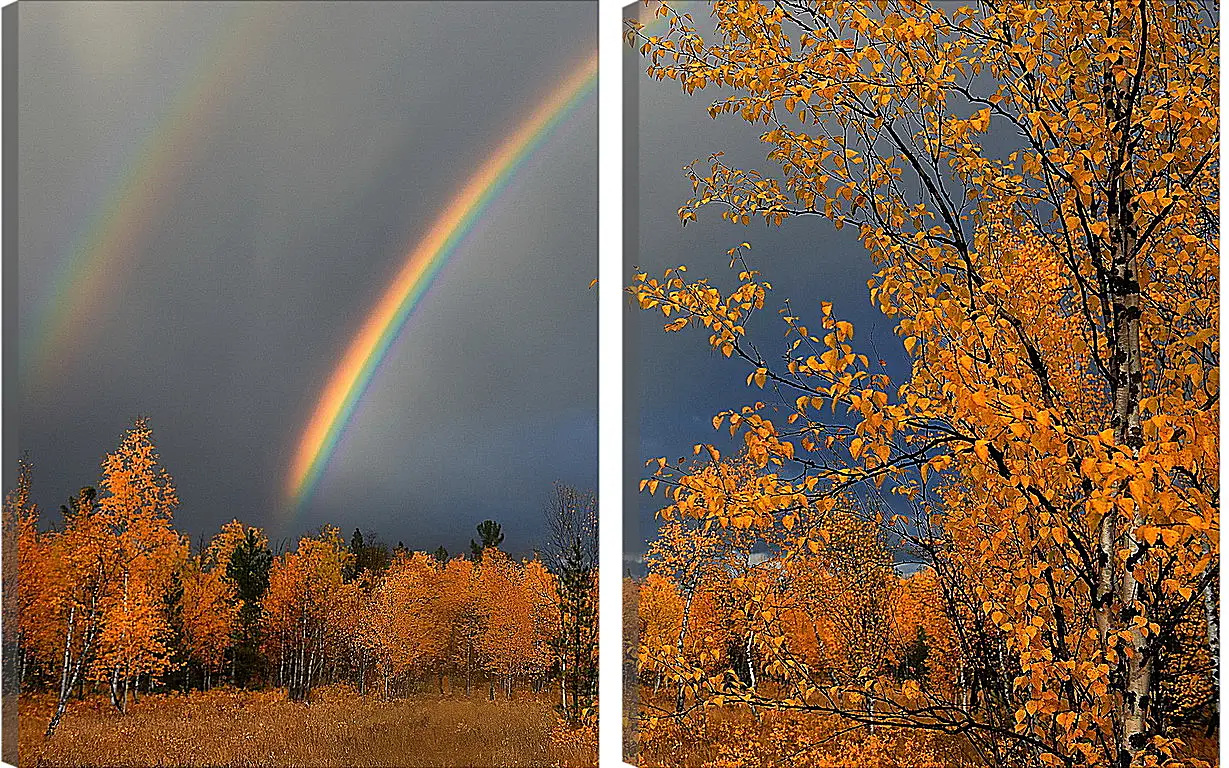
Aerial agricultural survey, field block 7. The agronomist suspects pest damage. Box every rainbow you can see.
[285,54,597,508]
[26,5,275,383]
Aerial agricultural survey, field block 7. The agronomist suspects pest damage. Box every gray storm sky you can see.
[12,2,597,556]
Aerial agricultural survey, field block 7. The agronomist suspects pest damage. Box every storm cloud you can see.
[12,2,597,557]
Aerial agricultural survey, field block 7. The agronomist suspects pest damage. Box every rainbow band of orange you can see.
[286,55,598,508]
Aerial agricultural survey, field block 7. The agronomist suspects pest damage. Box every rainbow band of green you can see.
[286,57,598,510]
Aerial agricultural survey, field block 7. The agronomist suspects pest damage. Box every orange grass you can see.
[19,686,596,768]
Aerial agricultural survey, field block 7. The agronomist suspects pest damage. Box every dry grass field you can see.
[18,686,596,768]
[627,689,1219,768]
[629,689,975,768]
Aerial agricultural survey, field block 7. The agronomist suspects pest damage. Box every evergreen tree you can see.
[345,528,365,580]
[226,528,272,687]
[542,485,598,723]
[470,520,504,560]
[895,625,931,683]
[556,540,597,723]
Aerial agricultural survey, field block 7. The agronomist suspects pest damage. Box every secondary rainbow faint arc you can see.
[27,5,275,383]
[285,55,597,509]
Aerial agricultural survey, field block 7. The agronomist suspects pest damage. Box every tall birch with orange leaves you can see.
[523,557,564,686]
[6,458,47,689]
[628,1,1217,766]
[262,526,353,702]
[203,519,250,574]
[890,568,959,697]
[637,574,685,694]
[176,557,238,685]
[359,550,450,697]
[38,486,111,737]
[642,519,723,712]
[89,417,185,714]
[640,457,795,711]
[474,550,553,698]
[435,555,485,696]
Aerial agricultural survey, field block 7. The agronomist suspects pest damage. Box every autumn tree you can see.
[38,484,112,737]
[438,556,484,695]
[797,504,897,674]
[474,549,551,699]
[203,519,247,574]
[636,574,684,694]
[5,457,42,690]
[641,457,780,711]
[27,420,184,734]
[89,417,185,714]
[175,557,238,689]
[890,568,958,696]
[629,1,1217,766]
[262,525,353,702]
[325,578,366,692]
[524,558,564,694]
[359,551,450,698]
[782,501,901,728]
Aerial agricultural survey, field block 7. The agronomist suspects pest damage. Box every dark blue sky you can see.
[624,1,913,564]
[11,2,596,557]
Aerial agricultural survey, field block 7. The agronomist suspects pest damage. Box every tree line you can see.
[632,458,1215,765]
[5,418,597,739]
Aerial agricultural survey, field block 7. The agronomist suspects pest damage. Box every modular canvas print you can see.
[624,1,1218,767]
[4,3,597,766]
